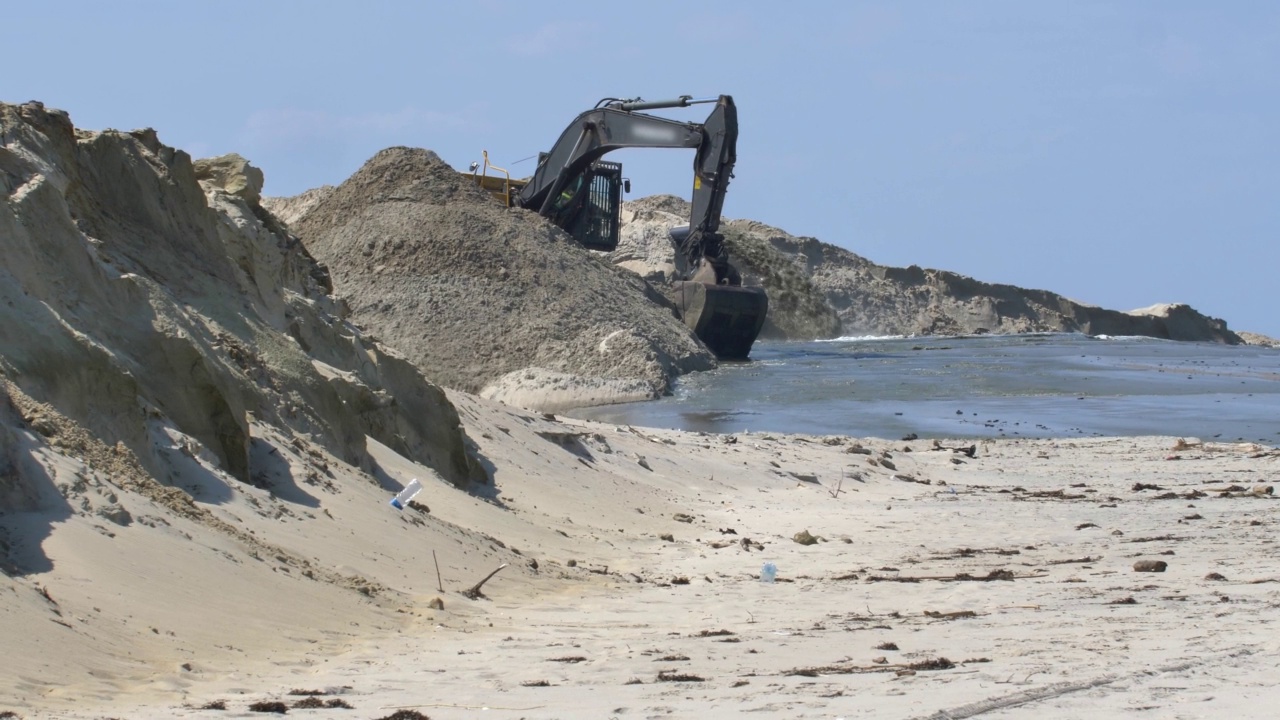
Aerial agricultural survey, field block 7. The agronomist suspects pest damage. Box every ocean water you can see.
[567,334,1280,443]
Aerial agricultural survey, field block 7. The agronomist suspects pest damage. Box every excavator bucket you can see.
[672,281,768,360]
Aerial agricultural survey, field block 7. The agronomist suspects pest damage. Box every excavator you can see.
[468,94,768,360]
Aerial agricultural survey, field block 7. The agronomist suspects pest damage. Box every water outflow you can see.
[568,335,1280,443]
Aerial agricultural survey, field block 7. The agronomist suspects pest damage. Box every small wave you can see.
[821,332,1081,343]
[681,409,762,422]
[819,334,909,343]
[1090,334,1163,342]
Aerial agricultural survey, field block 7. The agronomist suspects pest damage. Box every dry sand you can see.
[5,387,1278,719]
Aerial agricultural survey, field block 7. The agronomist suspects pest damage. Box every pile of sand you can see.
[286,148,714,410]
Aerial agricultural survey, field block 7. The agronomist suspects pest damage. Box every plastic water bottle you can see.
[760,562,777,583]
[389,478,423,510]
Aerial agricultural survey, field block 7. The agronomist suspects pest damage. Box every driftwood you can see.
[828,476,845,498]
[1046,556,1098,565]
[932,440,977,457]
[462,563,508,599]
[432,549,444,593]
[787,656,956,677]
[866,569,1046,583]
[925,610,980,620]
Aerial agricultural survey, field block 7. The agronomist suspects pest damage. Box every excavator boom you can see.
[516,96,738,277]
[469,94,767,359]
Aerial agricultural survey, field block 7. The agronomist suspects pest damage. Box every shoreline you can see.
[564,334,1280,444]
[478,332,1280,418]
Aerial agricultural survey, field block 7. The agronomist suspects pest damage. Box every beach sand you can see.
[4,389,1278,719]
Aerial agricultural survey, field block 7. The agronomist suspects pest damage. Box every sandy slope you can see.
[6,387,1278,719]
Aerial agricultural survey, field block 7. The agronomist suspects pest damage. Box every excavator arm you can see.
[470,93,766,359]
[515,95,738,283]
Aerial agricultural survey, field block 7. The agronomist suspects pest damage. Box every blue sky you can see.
[6,1,1277,336]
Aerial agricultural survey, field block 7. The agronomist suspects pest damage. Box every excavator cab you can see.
[544,159,624,252]
[469,154,624,252]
